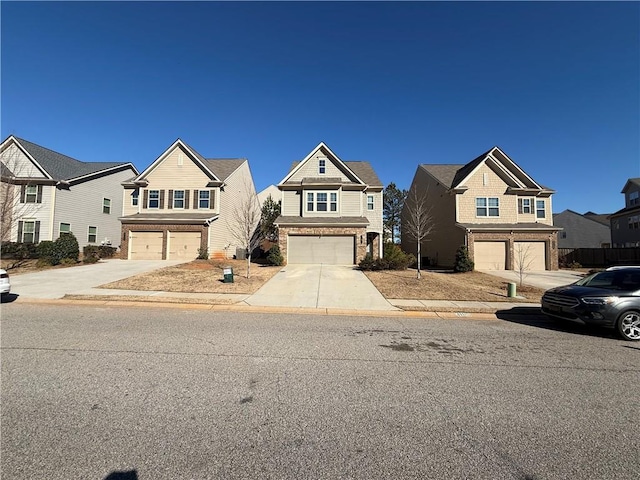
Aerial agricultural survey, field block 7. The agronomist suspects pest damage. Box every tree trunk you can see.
[417,241,421,279]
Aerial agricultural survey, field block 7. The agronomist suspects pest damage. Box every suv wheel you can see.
[617,310,640,341]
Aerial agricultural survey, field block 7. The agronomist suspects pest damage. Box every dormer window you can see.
[630,191,639,206]
[319,158,326,175]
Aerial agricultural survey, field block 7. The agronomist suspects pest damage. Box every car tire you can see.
[616,310,640,341]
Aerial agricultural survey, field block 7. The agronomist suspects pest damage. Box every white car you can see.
[0,269,11,297]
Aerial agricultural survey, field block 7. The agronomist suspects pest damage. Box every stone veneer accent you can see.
[279,226,369,265]
[120,223,208,259]
[468,231,559,270]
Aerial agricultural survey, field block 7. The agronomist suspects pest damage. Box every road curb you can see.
[9,296,505,320]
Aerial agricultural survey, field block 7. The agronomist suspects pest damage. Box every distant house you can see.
[610,178,640,247]
[119,139,256,260]
[274,142,383,265]
[553,210,611,248]
[0,135,137,248]
[257,184,281,206]
[402,146,560,270]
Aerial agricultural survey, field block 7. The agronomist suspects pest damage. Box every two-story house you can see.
[610,178,640,248]
[402,146,560,270]
[119,139,257,260]
[275,143,383,265]
[554,210,611,248]
[0,135,137,248]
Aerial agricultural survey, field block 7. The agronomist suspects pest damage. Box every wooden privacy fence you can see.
[559,248,640,267]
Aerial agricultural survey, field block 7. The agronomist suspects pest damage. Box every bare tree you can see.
[1,146,40,243]
[227,180,262,279]
[514,243,535,287]
[403,186,434,279]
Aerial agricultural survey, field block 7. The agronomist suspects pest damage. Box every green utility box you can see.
[507,282,516,298]
[223,267,234,283]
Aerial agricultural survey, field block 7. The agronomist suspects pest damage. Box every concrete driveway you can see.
[6,259,185,300]
[246,264,398,311]
[480,269,585,290]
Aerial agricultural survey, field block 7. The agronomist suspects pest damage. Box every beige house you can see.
[275,142,383,265]
[402,146,560,270]
[1,135,137,247]
[119,139,256,260]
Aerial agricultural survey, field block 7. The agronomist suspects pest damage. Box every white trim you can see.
[133,139,220,183]
[1,136,53,180]
[490,146,542,189]
[278,142,365,185]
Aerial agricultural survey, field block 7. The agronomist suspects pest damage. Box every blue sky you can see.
[2,1,638,215]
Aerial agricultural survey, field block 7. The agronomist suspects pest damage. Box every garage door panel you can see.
[514,242,546,270]
[130,232,163,260]
[168,232,201,260]
[288,235,354,265]
[474,242,506,270]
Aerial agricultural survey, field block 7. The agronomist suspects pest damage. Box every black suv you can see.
[541,266,640,341]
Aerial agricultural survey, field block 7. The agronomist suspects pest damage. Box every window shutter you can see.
[159,190,165,209]
[143,190,149,207]
[193,190,199,209]
[36,185,43,203]
[20,185,26,203]
[210,190,215,209]
[34,221,40,243]
[184,190,190,209]
[518,199,523,214]
[17,221,23,242]
[168,190,173,209]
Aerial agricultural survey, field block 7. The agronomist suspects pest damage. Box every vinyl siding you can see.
[341,190,361,216]
[1,143,48,178]
[7,184,54,242]
[122,188,140,216]
[363,190,383,232]
[288,153,353,183]
[282,190,300,216]
[53,168,136,248]
[209,161,257,258]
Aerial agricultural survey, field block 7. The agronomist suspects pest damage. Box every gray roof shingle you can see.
[286,160,382,187]
[14,137,130,181]
[204,159,245,181]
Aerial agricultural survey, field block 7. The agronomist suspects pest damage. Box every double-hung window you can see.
[476,197,499,217]
[25,185,38,203]
[319,159,326,174]
[88,226,97,243]
[630,191,639,206]
[536,200,546,219]
[21,220,36,243]
[60,223,71,236]
[518,198,532,214]
[103,198,111,214]
[148,190,159,209]
[307,192,337,212]
[131,190,139,206]
[367,195,374,210]
[173,190,185,209]
[199,190,210,209]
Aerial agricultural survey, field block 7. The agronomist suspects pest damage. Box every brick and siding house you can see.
[610,178,640,248]
[402,146,560,270]
[275,142,383,265]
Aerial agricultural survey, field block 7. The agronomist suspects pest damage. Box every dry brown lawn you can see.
[99,259,281,294]
[1,258,80,275]
[364,269,545,302]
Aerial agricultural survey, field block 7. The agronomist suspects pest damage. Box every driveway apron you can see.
[245,264,398,311]
[479,269,584,290]
[8,259,185,300]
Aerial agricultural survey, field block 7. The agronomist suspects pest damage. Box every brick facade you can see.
[279,226,369,265]
[120,223,208,259]
[468,231,559,270]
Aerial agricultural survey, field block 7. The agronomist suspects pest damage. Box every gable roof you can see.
[280,142,382,187]
[2,136,136,182]
[133,139,245,184]
[554,209,612,227]
[621,178,640,193]
[420,146,553,194]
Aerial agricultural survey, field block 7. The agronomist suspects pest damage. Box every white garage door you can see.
[130,231,163,260]
[288,235,355,265]
[168,232,202,260]
[514,242,546,270]
[474,242,507,270]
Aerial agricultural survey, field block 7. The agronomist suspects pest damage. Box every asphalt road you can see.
[1,304,638,480]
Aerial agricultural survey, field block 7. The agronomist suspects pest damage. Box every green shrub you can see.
[60,257,78,266]
[46,232,80,265]
[197,247,209,260]
[97,245,117,258]
[453,245,474,273]
[358,253,377,270]
[82,254,100,264]
[36,241,55,260]
[267,245,284,266]
[359,245,414,271]
[1,241,38,259]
